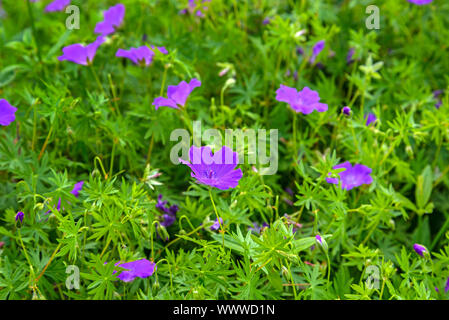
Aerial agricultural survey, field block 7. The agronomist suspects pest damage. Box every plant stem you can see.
[145,135,154,167]
[35,242,62,284]
[18,229,36,286]
[38,124,54,161]
[26,0,42,63]
[100,237,112,258]
[109,138,116,178]
[292,112,297,163]
[209,188,224,247]
[430,213,449,250]
[160,65,169,96]
[31,99,39,151]
[326,253,331,284]
[108,73,121,117]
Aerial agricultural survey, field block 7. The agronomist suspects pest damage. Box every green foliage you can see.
[0,0,448,300]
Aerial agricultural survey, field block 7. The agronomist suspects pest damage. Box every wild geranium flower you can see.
[275,85,328,114]
[326,162,373,190]
[0,99,17,126]
[179,145,243,190]
[153,78,201,110]
[210,218,223,231]
[58,36,105,66]
[116,259,156,282]
[407,0,433,5]
[413,243,428,257]
[95,3,125,36]
[116,46,155,66]
[365,113,377,126]
[71,181,84,198]
[15,211,24,223]
[310,40,325,64]
[342,106,351,116]
[155,195,179,227]
[45,0,70,12]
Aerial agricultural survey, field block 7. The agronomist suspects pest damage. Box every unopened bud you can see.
[315,234,328,252]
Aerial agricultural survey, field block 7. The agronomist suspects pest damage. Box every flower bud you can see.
[342,106,351,116]
[315,234,328,252]
[413,243,430,259]
[15,211,24,225]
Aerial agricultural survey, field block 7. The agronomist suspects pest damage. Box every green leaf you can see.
[415,165,433,210]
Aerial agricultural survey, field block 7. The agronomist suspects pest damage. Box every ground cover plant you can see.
[0,0,448,300]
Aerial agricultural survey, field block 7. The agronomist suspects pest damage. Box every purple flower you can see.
[181,0,209,17]
[150,45,169,55]
[365,113,377,126]
[275,85,328,114]
[407,0,433,5]
[155,194,168,211]
[179,145,243,190]
[116,259,156,282]
[46,181,83,215]
[347,48,355,65]
[296,47,304,56]
[155,195,179,227]
[0,99,17,126]
[310,40,325,64]
[116,46,155,66]
[293,71,298,81]
[445,277,449,293]
[262,17,271,25]
[210,218,223,231]
[45,0,70,12]
[433,90,443,109]
[0,1,5,18]
[95,4,125,36]
[413,243,428,257]
[45,198,62,215]
[15,211,24,223]
[342,106,351,116]
[326,162,373,190]
[315,234,328,251]
[58,36,105,66]
[161,213,176,228]
[248,222,269,234]
[153,78,201,110]
[71,181,84,198]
